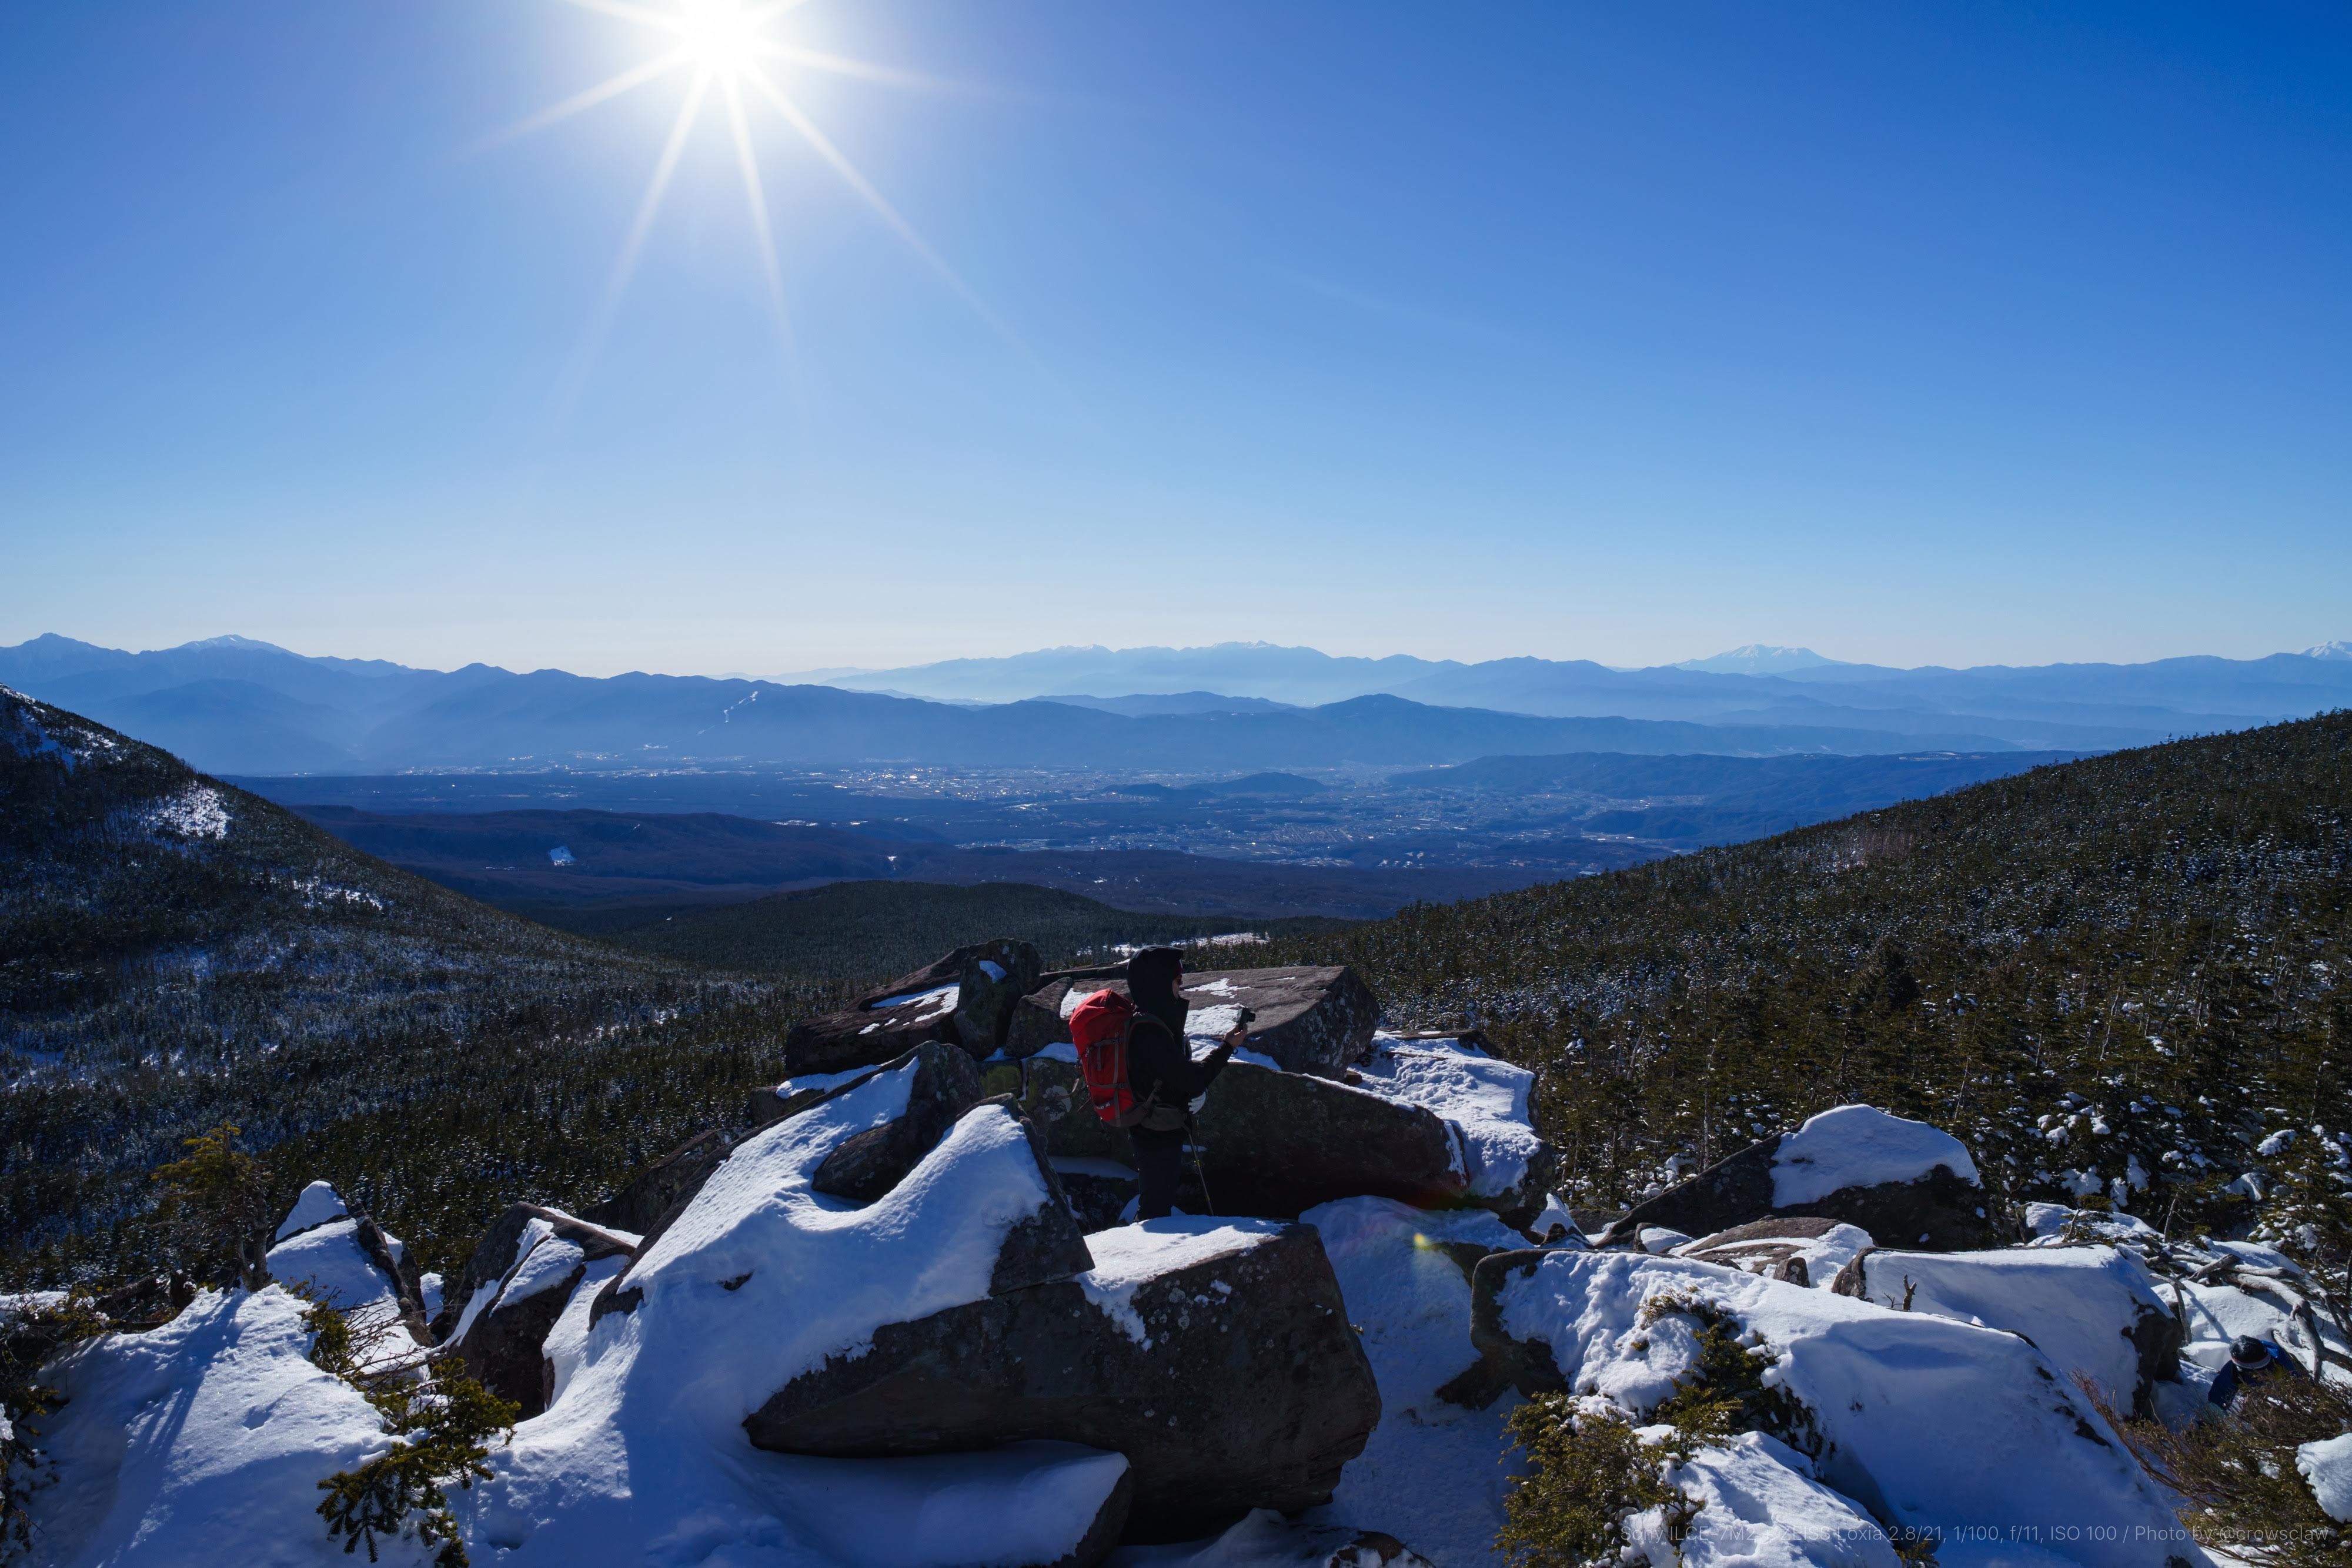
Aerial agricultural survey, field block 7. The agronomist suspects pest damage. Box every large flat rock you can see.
[744,1218,1382,1542]
[1177,966,1378,1076]
[782,948,980,1075]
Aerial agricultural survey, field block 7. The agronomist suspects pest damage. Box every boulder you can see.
[1344,1032,1559,1229]
[1595,1104,2000,1253]
[1461,1248,2187,1568]
[1831,1246,2182,1416]
[1178,966,1378,1076]
[1674,1217,1875,1288]
[744,1218,1383,1542]
[265,1212,426,1338]
[1195,1060,1468,1219]
[811,1044,985,1202]
[951,938,1043,1057]
[782,948,983,1076]
[1003,969,1122,1060]
[446,1206,636,1417]
[580,1129,731,1236]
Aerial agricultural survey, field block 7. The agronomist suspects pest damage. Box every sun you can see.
[509,0,1024,425]
[670,0,764,79]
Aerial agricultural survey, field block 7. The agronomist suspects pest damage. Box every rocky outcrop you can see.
[744,1218,1382,1542]
[991,1050,1135,1164]
[1003,969,1122,1059]
[811,1044,985,1202]
[1593,1106,2000,1253]
[580,1130,731,1237]
[951,939,1043,1058]
[1050,1158,1142,1232]
[1178,966,1378,1075]
[446,1206,637,1417]
[1195,1061,1468,1219]
[783,948,980,1076]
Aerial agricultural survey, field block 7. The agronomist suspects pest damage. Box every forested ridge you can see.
[0,690,812,1282]
[1248,711,2352,1283]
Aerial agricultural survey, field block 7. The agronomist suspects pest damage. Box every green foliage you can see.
[597,878,1345,982]
[2086,1370,2352,1567]
[302,1298,517,1568]
[1,1289,106,1561]
[1498,1393,1694,1568]
[1639,1292,1819,1458]
[152,1123,276,1289]
[1239,713,2352,1252]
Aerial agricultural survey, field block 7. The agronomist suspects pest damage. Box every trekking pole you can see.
[1187,1114,1217,1218]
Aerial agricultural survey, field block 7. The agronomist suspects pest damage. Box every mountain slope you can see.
[0,690,794,1281]
[1247,712,2352,1263]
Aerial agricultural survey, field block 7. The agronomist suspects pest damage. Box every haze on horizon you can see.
[5,2,2348,678]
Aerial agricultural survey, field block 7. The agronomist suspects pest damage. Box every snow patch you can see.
[146,784,230,841]
[1636,1430,1899,1568]
[264,1218,402,1316]
[273,1181,349,1242]
[870,982,958,1014]
[1770,1104,1979,1206]
[2298,1432,2352,1522]
[1354,1034,1545,1198]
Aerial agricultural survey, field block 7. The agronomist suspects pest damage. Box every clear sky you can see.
[4,1,2347,676]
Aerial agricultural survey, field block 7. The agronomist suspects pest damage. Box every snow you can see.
[1077,1217,1283,1348]
[25,1286,429,1567]
[457,1069,1114,1564]
[1298,1197,1527,1567]
[1770,1104,1980,1206]
[417,1272,443,1323]
[273,1179,349,1241]
[976,959,1006,981]
[546,845,574,865]
[1061,986,1101,1019]
[264,1218,402,1316]
[1632,1430,1899,1568]
[1676,1222,1873,1285]
[1494,1251,2185,1567]
[503,1232,587,1304]
[1842,1247,2170,1403]
[869,981,958,1013]
[146,784,230,841]
[1639,1226,1695,1255]
[1352,1035,1546,1199]
[1035,1041,1080,1064]
[1108,1507,1434,1566]
[2297,1432,2352,1522]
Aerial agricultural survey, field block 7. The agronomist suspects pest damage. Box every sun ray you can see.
[753,43,971,95]
[738,63,1036,363]
[546,71,714,433]
[477,48,690,153]
[560,0,691,34]
[722,74,806,416]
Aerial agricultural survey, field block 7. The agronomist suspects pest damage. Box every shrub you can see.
[300,1296,517,1568]
[1,1290,105,1562]
[152,1124,276,1290]
[1498,1393,1695,1568]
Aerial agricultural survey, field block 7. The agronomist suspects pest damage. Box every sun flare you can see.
[514,0,1020,423]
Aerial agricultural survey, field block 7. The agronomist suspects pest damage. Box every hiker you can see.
[1112,946,1247,1220]
[2207,1333,2306,1409]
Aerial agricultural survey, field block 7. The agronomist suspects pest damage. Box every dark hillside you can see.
[1248,713,2352,1259]
[0,690,800,1282]
[599,879,1351,979]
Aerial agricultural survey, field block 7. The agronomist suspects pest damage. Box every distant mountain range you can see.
[4,633,2348,776]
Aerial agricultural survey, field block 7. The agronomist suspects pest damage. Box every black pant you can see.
[1129,1126,1187,1221]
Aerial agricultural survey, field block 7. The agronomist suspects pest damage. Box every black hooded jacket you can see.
[1123,947,1237,1115]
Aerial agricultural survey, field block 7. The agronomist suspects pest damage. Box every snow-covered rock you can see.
[1633,1431,1900,1568]
[25,1287,429,1568]
[1348,1032,1558,1227]
[783,948,977,1075]
[951,938,1042,1058]
[1475,1249,2189,1567]
[264,1216,410,1322]
[1675,1217,1874,1288]
[1833,1246,2180,1412]
[746,1215,1383,1540]
[447,1208,637,1417]
[811,1041,985,1202]
[455,1074,1111,1561]
[273,1180,348,1242]
[1178,966,1379,1075]
[1597,1105,1999,1253]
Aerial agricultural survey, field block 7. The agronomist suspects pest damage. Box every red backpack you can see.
[1068,988,1158,1128]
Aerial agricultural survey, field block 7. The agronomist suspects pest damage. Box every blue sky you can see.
[4,1,2347,676]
